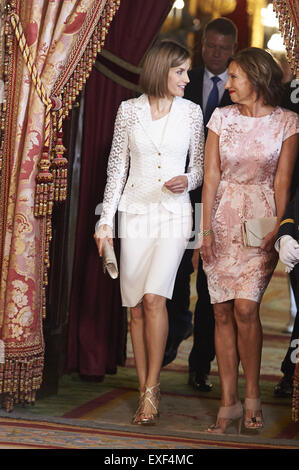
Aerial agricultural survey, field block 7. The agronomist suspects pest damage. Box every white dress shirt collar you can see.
[202,68,228,113]
[204,68,228,83]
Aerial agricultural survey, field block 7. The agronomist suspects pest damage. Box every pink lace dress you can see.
[203,105,299,304]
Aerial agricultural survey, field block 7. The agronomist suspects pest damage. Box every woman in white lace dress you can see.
[94,41,204,425]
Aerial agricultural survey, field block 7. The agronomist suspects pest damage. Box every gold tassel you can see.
[34,146,54,218]
[52,131,68,203]
[273,1,299,79]
[0,354,44,412]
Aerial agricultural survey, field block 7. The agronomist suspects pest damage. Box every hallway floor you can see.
[0,262,298,450]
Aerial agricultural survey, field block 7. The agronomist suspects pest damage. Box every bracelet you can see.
[202,229,213,237]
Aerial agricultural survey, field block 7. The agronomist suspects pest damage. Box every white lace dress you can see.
[97,94,204,307]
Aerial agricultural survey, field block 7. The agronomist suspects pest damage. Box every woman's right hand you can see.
[94,224,113,257]
[199,230,217,264]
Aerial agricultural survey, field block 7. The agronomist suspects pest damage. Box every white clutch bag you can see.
[242,217,277,247]
[102,240,119,279]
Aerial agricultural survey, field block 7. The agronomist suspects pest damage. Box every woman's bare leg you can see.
[130,294,168,420]
[206,300,241,432]
[234,299,263,426]
[143,293,168,386]
[234,299,262,400]
[131,293,167,418]
[130,303,148,392]
[213,300,240,407]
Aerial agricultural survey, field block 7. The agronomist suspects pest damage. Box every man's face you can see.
[202,30,236,75]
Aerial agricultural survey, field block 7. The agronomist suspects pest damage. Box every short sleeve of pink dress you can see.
[203,105,299,304]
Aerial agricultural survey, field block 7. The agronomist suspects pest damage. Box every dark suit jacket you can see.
[277,187,299,246]
[184,66,232,110]
[184,66,233,204]
[281,81,299,197]
[277,186,299,286]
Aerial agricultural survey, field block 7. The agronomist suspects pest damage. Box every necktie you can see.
[204,76,221,126]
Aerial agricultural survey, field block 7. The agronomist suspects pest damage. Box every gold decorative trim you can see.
[293,366,299,422]
[197,0,237,18]
[100,49,142,74]
[247,0,266,48]
[273,0,299,79]
[95,60,141,93]
[279,218,295,226]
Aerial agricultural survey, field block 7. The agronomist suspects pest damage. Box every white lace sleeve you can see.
[186,102,204,191]
[96,101,129,230]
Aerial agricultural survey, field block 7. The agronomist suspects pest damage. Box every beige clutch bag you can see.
[242,217,277,247]
[102,240,119,279]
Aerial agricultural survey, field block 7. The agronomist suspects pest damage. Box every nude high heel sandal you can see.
[244,397,264,430]
[207,401,243,434]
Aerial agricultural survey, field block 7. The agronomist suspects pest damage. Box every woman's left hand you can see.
[164,175,188,193]
[260,230,277,252]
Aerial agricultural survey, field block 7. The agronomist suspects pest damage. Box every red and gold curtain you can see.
[0,0,119,411]
[273,0,299,78]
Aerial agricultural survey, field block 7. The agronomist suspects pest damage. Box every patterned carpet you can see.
[1,416,298,449]
[0,262,299,449]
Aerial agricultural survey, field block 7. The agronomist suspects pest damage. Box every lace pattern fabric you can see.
[203,105,299,304]
[187,101,205,191]
[97,95,204,230]
[98,101,132,229]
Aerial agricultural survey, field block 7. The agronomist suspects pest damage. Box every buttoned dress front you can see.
[98,94,204,307]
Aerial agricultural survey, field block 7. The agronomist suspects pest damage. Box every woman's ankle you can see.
[220,394,239,407]
[145,380,160,389]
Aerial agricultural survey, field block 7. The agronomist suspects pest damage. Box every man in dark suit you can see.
[274,80,299,397]
[163,18,238,392]
[274,184,299,397]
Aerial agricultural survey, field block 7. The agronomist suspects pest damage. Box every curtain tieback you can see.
[9,13,66,217]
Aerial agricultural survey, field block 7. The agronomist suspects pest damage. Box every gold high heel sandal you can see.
[131,388,145,425]
[207,401,243,434]
[244,397,264,430]
[139,383,160,425]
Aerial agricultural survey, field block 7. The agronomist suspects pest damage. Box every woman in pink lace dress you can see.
[200,47,299,433]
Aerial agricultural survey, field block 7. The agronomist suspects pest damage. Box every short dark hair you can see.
[229,47,284,106]
[140,40,190,98]
[203,17,238,44]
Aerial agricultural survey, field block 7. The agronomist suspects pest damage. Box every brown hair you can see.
[229,47,284,106]
[203,17,238,44]
[140,40,190,98]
